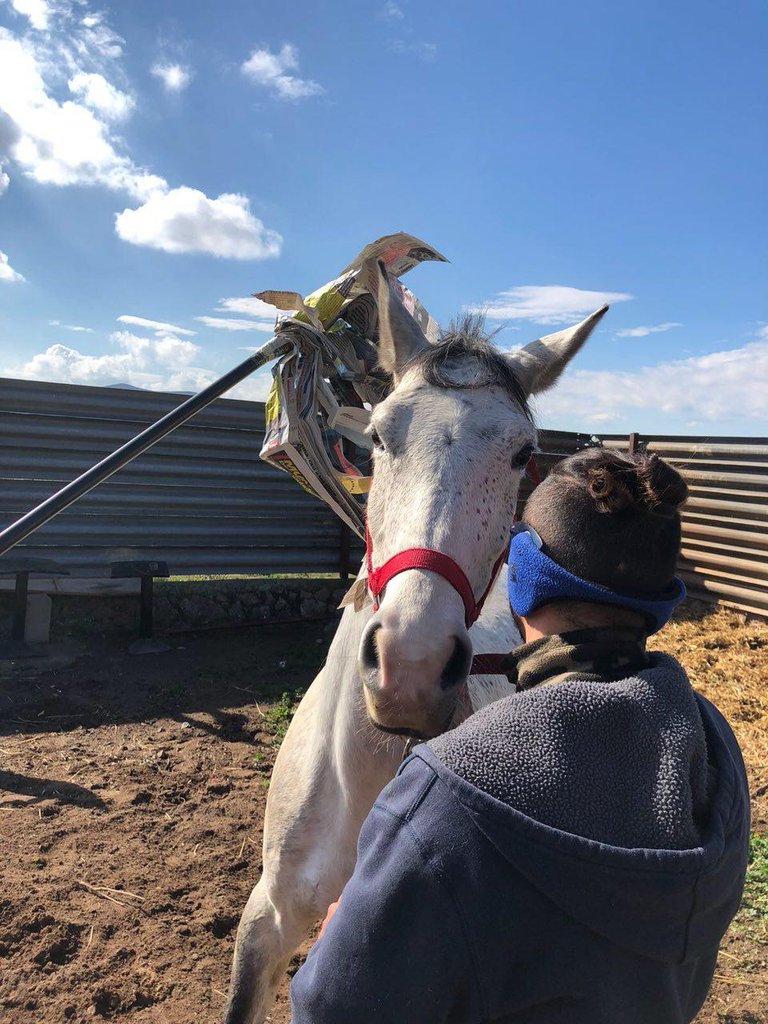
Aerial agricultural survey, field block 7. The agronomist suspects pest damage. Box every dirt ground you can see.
[0,602,766,1024]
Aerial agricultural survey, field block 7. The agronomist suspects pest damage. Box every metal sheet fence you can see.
[0,377,351,577]
[1,378,765,615]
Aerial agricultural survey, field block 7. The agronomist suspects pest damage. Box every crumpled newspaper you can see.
[258,233,447,537]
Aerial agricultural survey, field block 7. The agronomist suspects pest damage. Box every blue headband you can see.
[507,524,686,634]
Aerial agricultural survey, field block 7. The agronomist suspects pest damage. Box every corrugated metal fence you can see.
[1,378,765,616]
[0,377,350,577]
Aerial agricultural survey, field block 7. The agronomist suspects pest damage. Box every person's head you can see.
[511,448,688,639]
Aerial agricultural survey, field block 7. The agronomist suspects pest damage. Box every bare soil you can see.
[0,603,766,1024]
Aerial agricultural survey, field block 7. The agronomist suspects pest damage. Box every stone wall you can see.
[0,577,350,642]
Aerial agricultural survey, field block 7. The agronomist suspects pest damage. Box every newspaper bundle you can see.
[258,233,447,537]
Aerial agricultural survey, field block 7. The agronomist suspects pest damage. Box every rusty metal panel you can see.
[0,376,348,577]
[0,379,765,615]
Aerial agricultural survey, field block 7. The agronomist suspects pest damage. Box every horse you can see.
[223,263,607,1023]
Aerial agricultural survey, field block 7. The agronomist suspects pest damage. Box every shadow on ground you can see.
[0,618,338,740]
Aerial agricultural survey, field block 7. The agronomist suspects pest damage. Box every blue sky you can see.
[0,0,766,435]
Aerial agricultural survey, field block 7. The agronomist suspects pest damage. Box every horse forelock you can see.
[401,313,532,421]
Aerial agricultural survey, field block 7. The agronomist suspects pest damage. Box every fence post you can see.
[627,432,639,455]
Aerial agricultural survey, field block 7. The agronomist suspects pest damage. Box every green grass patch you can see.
[262,690,305,742]
[741,832,768,926]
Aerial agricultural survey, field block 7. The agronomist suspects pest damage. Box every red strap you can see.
[470,653,508,675]
[366,521,506,629]
[364,454,542,642]
[526,453,542,486]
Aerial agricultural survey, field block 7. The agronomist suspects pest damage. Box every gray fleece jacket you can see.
[291,644,750,1024]
[431,650,711,850]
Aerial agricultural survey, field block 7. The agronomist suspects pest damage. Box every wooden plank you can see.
[0,576,140,596]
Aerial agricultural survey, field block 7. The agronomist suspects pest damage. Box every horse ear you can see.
[507,305,608,396]
[375,260,429,376]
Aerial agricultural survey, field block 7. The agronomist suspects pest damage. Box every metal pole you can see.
[0,336,291,558]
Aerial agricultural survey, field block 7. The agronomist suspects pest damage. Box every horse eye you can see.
[370,429,384,451]
[512,443,535,470]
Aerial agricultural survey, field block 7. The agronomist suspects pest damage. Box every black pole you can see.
[0,336,290,558]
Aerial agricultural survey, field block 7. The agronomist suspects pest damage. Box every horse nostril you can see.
[440,636,472,690]
[360,620,381,672]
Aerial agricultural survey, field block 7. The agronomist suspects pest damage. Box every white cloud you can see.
[470,284,633,325]
[117,314,196,337]
[532,331,768,432]
[381,1,436,61]
[15,340,155,388]
[241,44,323,100]
[48,319,94,332]
[111,327,199,367]
[0,13,281,257]
[6,329,276,400]
[615,322,683,338]
[9,329,212,390]
[214,295,279,321]
[227,369,274,402]
[195,315,274,332]
[68,71,134,121]
[0,27,165,199]
[0,250,25,282]
[9,0,50,31]
[151,62,192,93]
[114,187,283,259]
[0,167,8,194]
[391,39,437,61]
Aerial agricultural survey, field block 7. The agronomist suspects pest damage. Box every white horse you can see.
[223,265,606,1023]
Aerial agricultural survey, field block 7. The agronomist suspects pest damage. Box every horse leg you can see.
[223,575,516,1024]
[223,610,401,1024]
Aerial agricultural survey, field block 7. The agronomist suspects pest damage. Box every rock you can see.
[300,598,322,619]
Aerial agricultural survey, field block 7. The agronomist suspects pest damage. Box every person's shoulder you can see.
[368,750,480,873]
[642,650,691,683]
[427,654,703,810]
[430,671,630,763]
[374,749,459,828]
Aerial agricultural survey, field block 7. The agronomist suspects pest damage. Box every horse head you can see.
[359,262,607,738]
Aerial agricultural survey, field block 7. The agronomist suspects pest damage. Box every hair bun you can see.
[582,451,687,515]
[585,464,633,512]
[637,452,688,513]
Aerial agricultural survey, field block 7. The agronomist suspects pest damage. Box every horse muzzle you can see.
[358,615,472,739]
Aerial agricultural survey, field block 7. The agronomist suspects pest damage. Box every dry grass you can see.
[654,601,768,1021]
[655,600,768,831]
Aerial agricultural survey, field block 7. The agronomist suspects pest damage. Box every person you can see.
[289,448,750,1024]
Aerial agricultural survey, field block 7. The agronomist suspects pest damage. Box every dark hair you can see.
[524,449,688,595]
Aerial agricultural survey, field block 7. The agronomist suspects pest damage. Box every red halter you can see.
[364,454,542,672]
[365,521,508,629]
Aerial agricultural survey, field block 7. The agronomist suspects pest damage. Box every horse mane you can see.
[410,313,532,421]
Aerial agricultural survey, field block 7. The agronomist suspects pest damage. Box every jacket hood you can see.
[419,695,749,964]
